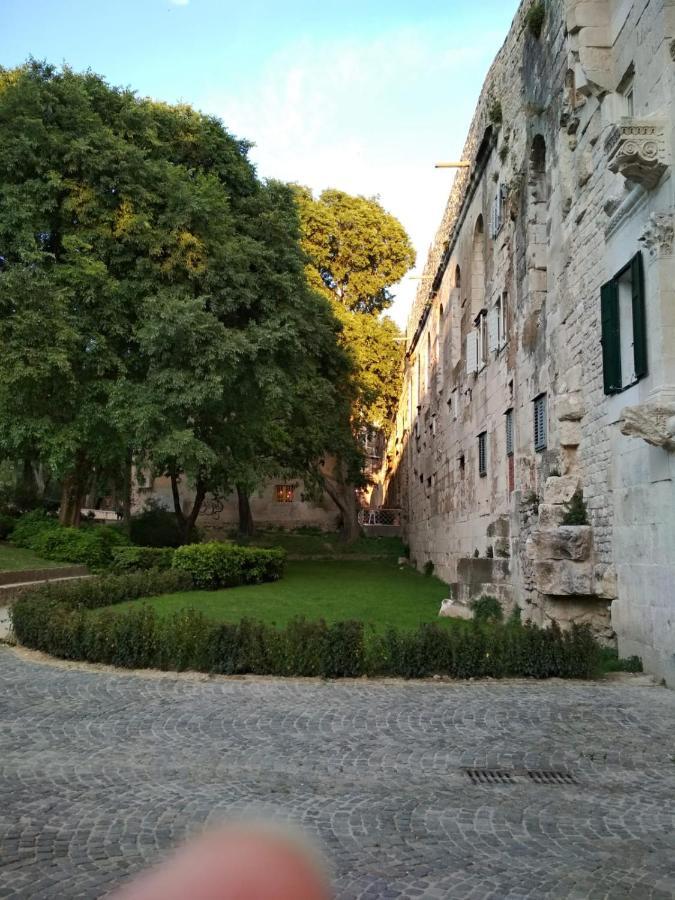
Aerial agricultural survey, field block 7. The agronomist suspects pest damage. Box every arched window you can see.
[471,216,486,317]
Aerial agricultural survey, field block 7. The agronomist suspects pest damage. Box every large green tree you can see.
[295,187,413,537]
[0,62,355,537]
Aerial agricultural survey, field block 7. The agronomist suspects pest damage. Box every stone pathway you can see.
[1,647,674,899]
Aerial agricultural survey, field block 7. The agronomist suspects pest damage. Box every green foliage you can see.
[600,648,643,673]
[129,505,192,548]
[526,2,546,38]
[470,595,504,624]
[12,578,602,679]
[10,510,128,569]
[561,491,589,526]
[423,560,435,577]
[172,541,286,589]
[296,187,415,316]
[111,546,175,573]
[488,100,503,126]
[499,144,509,164]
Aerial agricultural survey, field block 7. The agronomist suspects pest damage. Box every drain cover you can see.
[526,770,578,785]
[464,768,578,786]
[464,768,516,785]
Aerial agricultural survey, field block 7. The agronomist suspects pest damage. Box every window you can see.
[499,292,508,347]
[533,395,547,452]
[480,313,488,366]
[478,431,487,477]
[488,294,508,354]
[505,409,514,457]
[275,484,295,503]
[601,252,647,394]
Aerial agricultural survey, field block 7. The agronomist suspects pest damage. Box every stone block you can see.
[538,503,566,529]
[439,599,473,621]
[543,475,581,505]
[530,525,593,561]
[534,559,594,596]
[456,557,510,585]
[493,538,511,558]
[559,420,581,447]
[556,394,586,422]
[594,565,618,600]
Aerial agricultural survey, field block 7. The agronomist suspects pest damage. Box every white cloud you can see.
[169,0,190,5]
[201,26,499,328]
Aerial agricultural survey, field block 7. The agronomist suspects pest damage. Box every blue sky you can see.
[4,0,520,326]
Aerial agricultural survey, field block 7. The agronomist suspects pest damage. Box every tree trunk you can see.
[122,449,133,533]
[322,458,361,544]
[236,485,255,538]
[170,470,206,544]
[59,472,84,526]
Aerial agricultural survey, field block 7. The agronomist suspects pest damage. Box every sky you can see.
[3,0,520,328]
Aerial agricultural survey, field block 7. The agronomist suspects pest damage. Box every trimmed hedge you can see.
[10,510,129,569]
[112,546,175,573]
[0,514,16,540]
[172,542,286,589]
[11,573,602,679]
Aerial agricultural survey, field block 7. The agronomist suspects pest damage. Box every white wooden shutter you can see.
[466,331,478,375]
[488,304,500,352]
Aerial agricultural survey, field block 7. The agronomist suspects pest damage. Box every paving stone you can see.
[0,647,674,898]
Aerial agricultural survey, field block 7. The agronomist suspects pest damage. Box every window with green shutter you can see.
[600,251,647,394]
[478,431,487,477]
[534,394,547,452]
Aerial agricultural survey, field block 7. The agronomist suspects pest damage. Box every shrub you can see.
[470,595,504,624]
[11,573,602,680]
[600,648,643,673]
[129,503,195,548]
[172,542,286,589]
[112,546,175,573]
[561,491,589,526]
[488,99,503,126]
[31,524,129,570]
[423,560,434,577]
[10,509,59,547]
[526,2,545,38]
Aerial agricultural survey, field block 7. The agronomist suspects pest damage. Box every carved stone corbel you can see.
[620,403,675,451]
[606,119,669,190]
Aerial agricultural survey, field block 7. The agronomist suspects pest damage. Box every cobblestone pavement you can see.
[1,648,675,899]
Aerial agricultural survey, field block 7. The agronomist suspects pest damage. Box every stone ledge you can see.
[528,526,593,562]
[534,559,594,596]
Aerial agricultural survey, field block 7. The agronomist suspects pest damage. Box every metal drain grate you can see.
[526,770,578,785]
[464,768,516,785]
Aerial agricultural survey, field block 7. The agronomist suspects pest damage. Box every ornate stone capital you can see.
[606,119,669,190]
[639,212,674,259]
[620,403,675,452]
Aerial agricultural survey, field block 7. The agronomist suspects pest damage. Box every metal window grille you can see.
[534,395,547,451]
[478,431,487,477]
[505,409,514,457]
[275,484,295,503]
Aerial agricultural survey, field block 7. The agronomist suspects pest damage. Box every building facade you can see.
[383,0,675,684]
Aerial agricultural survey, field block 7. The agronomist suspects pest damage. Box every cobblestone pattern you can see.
[1,648,675,899]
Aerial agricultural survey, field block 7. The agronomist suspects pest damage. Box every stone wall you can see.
[384,0,675,683]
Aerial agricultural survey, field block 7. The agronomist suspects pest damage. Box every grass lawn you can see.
[233,531,405,559]
[103,560,451,632]
[0,542,71,573]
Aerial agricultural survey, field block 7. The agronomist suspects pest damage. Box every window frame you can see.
[478,431,488,477]
[533,394,547,453]
[600,251,647,395]
[275,484,295,503]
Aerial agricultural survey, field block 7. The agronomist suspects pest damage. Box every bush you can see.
[112,546,175,573]
[12,571,602,680]
[525,2,545,38]
[129,504,195,548]
[10,509,59,547]
[172,542,286,589]
[470,595,504,624]
[31,524,129,570]
[561,491,589,526]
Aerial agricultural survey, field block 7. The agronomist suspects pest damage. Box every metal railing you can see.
[358,508,402,527]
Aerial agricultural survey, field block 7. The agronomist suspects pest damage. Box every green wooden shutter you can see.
[600,280,621,394]
[631,251,647,380]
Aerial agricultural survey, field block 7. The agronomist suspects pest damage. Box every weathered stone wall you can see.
[385,0,675,683]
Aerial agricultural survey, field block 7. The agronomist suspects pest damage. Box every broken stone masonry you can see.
[382,0,675,686]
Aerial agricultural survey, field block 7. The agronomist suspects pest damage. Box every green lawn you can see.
[233,531,405,559]
[0,542,71,573]
[103,560,450,632]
